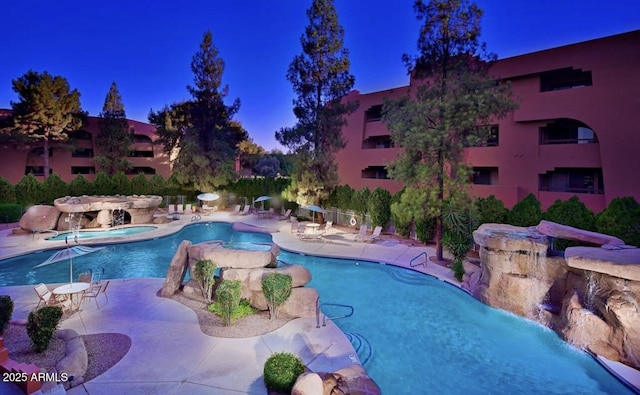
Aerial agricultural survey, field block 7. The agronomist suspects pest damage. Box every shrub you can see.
[442,198,478,281]
[507,193,543,227]
[27,306,63,353]
[415,216,437,243]
[334,185,355,211]
[351,187,371,220]
[213,280,242,326]
[475,195,508,227]
[43,173,68,204]
[93,171,114,195]
[131,173,152,195]
[263,352,306,393]
[545,196,596,250]
[0,176,16,203]
[111,171,132,195]
[148,174,167,196]
[208,299,255,324]
[368,187,392,229]
[596,197,640,247]
[69,174,93,196]
[193,259,217,303]
[15,174,44,206]
[0,203,23,223]
[0,295,14,335]
[262,273,292,320]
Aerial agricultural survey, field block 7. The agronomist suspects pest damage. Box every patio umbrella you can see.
[197,192,220,202]
[34,238,103,284]
[254,195,272,210]
[302,205,325,223]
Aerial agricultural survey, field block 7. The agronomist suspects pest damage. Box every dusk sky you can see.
[2,1,639,151]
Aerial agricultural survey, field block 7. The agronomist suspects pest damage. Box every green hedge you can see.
[0,204,23,223]
[0,176,16,204]
[263,352,306,393]
[506,193,543,227]
[596,197,640,247]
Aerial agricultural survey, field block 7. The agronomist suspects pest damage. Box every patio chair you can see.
[176,204,184,214]
[354,224,368,242]
[81,280,110,309]
[168,204,176,214]
[322,221,333,233]
[77,272,93,283]
[93,268,105,283]
[185,204,192,214]
[363,226,383,243]
[34,283,71,311]
[230,204,241,215]
[291,218,299,234]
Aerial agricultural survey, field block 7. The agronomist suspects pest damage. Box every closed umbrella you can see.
[302,205,325,223]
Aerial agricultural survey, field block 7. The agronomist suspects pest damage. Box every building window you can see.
[540,68,592,92]
[128,150,154,158]
[540,119,597,145]
[72,148,94,158]
[126,167,156,175]
[362,135,394,149]
[25,166,50,176]
[68,130,92,140]
[71,166,96,175]
[472,167,498,185]
[28,147,53,157]
[361,166,389,179]
[365,105,383,122]
[539,168,604,194]
[133,134,152,144]
[466,125,499,147]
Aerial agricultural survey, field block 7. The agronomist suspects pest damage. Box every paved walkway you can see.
[0,212,449,394]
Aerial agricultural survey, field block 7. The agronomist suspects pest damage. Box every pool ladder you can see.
[191,215,201,222]
[316,297,354,328]
[409,251,428,268]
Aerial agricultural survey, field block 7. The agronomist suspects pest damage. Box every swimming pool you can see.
[0,222,632,394]
[46,226,158,241]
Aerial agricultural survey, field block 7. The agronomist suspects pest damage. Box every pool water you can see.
[46,226,158,241]
[0,222,632,394]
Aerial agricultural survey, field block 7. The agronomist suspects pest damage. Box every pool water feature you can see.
[46,226,158,241]
[0,222,632,394]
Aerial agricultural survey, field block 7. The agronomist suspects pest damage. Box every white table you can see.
[305,223,321,233]
[53,282,90,311]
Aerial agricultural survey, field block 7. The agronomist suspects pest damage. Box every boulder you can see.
[536,220,625,246]
[319,365,381,395]
[280,287,319,318]
[565,246,640,282]
[96,209,112,228]
[161,240,192,297]
[188,242,274,269]
[473,223,548,255]
[292,372,324,395]
[19,205,60,232]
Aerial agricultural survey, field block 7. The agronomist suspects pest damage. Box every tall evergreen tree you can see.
[150,31,247,190]
[275,0,358,205]
[383,0,517,261]
[95,82,134,176]
[10,71,85,179]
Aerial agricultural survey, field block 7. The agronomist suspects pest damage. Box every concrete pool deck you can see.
[1,211,639,393]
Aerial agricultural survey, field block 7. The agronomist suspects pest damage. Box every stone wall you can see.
[470,222,640,370]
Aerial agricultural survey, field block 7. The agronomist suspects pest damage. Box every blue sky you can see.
[1,1,639,151]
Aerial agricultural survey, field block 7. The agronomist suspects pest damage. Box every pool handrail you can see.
[409,251,428,268]
[316,297,354,328]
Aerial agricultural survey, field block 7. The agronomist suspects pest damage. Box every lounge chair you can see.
[239,205,251,216]
[279,209,292,221]
[185,204,192,214]
[176,204,184,214]
[322,221,333,233]
[354,224,368,242]
[230,204,241,215]
[363,226,383,243]
[290,218,299,234]
[34,283,71,311]
[168,204,176,215]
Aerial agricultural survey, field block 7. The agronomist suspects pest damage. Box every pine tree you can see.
[150,31,247,190]
[95,82,133,176]
[10,71,85,179]
[383,0,517,261]
[276,0,358,205]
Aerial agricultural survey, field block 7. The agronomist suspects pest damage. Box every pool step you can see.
[387,267,432,285]
[345,332,373,366]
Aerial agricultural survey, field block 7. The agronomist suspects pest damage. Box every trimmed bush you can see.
[93,171,114,195]
[351,187,371,218]
[193,259,217,303]
[475,195,508,227]
[131,173,152,195]
[596,197,640,247]
[148,174,167,196]
[545,196,596,250]
[263,352,306,393]
[0,203,23,223]
[27,306,63,353]
[0,176,16,203]
[368,187,392,229]
[208,299,255,324]
[214,280,242,326]
[0,295,14,335]
[69,174,93,196]
[507,193,543,227]
[262,273,292,320]
[43,173,68,204]
[111,171,132,195]
[416,216,437,243]
[15,173,44,206]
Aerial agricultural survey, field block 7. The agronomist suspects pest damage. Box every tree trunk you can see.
[43,137,50,180]
[435,215,443,262]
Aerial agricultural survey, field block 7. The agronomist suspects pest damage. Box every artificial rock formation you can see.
[53,195,162,227]
[471,222,640,370]
[163,240,318,319]
[292,364,381,395]
[19,205,61,232]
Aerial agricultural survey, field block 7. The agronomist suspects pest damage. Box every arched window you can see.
[133,134,152,144]
[539,119,598,145]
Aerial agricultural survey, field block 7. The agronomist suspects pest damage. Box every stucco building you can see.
[0,112,171,184]
[335,30,640,213]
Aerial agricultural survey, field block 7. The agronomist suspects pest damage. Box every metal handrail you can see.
[191,215,201,222]
[316,297,354,328]
[409,251,428,268]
